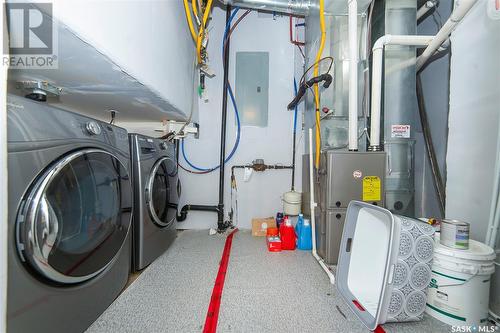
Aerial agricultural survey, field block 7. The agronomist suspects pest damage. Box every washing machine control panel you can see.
[85,121,102,136]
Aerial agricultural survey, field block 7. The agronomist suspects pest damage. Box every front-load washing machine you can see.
[7,94,133,333]
[129,134,179,271]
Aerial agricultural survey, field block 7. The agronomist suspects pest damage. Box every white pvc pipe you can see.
[348,0,358,151]
[417,0,437,20]
[416,0,478,70]
[369,35,434,149]
[309,128,335,285]
[370,0,478,149]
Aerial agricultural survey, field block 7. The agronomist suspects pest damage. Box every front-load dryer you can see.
[129,134,179,271]
[7,94,133,333]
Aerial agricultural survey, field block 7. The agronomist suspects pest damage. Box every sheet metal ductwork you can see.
[371,0,418,217]
[223,0,311,16]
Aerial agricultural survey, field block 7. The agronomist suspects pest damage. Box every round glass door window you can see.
[146,157,177,227]
[16,149,133,284]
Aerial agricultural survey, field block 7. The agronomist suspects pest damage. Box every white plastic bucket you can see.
[282,191,301,216]
[426,235,496,326]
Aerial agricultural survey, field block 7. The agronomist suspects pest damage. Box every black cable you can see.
[299,56,334,86]
[287,73,332,110]
[416,74,446,216]
[158,131,176,140]
[109,110,116,124]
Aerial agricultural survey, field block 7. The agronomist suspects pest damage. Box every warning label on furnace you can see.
[362,176,381,202]
[391,124,411,138]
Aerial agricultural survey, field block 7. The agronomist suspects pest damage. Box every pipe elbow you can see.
[177,206,188,222]
[372,35,391,51]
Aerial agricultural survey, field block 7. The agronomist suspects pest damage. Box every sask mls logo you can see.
[3,2,57,68]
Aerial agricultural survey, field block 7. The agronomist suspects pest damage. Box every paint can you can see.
[426,235,496,326]
[440,219,470,250]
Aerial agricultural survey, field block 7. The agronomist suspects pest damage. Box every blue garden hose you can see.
[181,8,242,172]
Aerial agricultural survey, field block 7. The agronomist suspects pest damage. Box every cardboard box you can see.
[251,217,276,237]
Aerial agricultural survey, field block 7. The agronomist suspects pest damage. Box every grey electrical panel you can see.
[302,151,386,264]
[235,51,269,127]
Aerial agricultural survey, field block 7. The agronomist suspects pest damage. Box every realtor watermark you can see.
[3,2,58,69]
[451,325,499,332]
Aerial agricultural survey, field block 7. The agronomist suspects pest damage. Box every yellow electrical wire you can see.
[191,0,200,23]
[313,0,326,168]
[196,0,214,65]
[183,0,198,42]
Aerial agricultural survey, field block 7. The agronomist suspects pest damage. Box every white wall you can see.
[446,0,500,315]
[51,0,195,120]
[178,8,301,230]
[446,0,500,242]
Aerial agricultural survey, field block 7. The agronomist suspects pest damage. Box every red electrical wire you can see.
[289,16,305,46]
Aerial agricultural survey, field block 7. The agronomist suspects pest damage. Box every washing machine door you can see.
[16,149,132,284]
[145,156,177,227]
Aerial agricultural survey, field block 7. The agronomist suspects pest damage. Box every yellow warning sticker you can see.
[363,176,381,202]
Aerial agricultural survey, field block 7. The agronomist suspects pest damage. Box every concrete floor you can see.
[86,230,450,333]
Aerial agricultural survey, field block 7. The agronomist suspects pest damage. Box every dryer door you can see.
[145,156,177,227]
[16,149,132,284]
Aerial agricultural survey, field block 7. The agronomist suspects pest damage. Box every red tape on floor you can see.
[374,325,386,333]
[203,228,238,333]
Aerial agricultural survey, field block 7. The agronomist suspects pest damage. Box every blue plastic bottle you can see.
[276,212,284,230]
[295,213,304,237]
[297,218,312,250]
